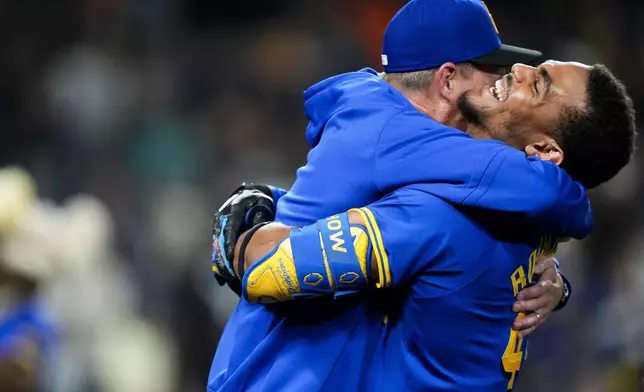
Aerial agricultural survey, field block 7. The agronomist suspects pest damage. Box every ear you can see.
[524,139,563,165]
[433,62,458,100]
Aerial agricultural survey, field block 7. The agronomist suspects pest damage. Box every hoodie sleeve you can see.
[268,186,288,204]
[373,110,593,239]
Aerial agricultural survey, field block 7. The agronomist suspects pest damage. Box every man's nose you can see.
[511,63,536,84]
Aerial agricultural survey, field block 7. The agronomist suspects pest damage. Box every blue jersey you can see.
[363,186,553,391]
[0,298,58,390]
[208,69,590,391]
[0,299,56,356]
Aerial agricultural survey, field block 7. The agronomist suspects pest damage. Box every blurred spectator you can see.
[0,166,56,392]
[0,166,177,392]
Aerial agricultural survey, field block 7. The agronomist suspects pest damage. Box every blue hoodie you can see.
[208,68,592,392]
[277,68,591,237]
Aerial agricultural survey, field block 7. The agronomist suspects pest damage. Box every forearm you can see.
[235,214,379,278]
[233,223,295,279]
[233,212,381,304]
[470,151,593,239]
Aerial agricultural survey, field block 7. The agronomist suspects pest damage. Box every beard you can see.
[457,92,522,146]
[457,91,487,128]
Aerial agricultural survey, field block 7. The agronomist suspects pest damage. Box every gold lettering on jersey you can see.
[511,267,527,297]
[527,250,537,283]
[511,235,558,295]
[326,215,347,253]
[504,235,559,389]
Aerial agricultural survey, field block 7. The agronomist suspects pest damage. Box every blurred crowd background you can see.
[0,0,643,391]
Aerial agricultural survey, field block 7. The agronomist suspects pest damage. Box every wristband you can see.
[553,272,571,311]
[553,258,572,311]
[237,222,271,279]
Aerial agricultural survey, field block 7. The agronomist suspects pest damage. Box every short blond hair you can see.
[383,63,475,92]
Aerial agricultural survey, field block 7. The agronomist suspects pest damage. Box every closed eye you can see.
[533,80,539,96]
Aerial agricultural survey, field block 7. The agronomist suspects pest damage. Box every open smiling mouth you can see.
[490,79,508,102]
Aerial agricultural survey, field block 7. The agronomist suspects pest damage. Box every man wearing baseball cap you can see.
[377,0,543,138]
[208,1,636,391]
[381,0,541,71]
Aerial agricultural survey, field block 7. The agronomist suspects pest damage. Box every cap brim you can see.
[472,44,542,67]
